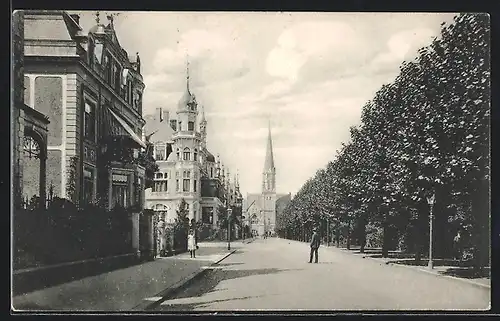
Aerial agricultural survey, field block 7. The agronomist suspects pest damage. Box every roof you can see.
[263,122,275,173]
[144,113,175,143]
[244,193,262,213]
[206,151,216,162]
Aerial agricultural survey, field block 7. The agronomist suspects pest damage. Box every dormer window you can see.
[170,120,177,131]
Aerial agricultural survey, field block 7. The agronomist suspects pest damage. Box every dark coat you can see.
[310,232,320,249]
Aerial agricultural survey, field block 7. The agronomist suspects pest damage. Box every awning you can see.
[108,108,147,149]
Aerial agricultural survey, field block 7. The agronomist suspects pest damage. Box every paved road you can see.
[154,238,490,311]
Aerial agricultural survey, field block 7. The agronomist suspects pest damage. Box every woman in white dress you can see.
[188,229,196,258]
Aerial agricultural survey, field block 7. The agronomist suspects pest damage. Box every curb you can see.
[132,249,237,311]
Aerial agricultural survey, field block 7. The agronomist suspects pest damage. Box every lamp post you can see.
[426,192,436,269]
[227,208,232,250]
[242,215,245,240]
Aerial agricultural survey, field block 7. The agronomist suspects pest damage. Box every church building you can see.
[244,123,291,237]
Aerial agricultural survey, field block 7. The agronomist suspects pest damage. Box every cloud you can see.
[367,27,437,74]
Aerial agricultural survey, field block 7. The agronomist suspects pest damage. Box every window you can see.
[188,121,194,131]
[82,167,94,205]
[178,121,182,131]
[88,38,95,67]
[155,145,166,161]
[112,184,128,208]
[183,148,190,161]
[128,80,133,104]
[183,179,190,192]
[84,101,96,141]
[104,54,111,83]
[176,179,179,192]
[202,207,213,224]
[110,63,116,88]
[111,173,129,208]
[194,180,197,192]
[153,180,167,192]
[210,167,213,178]
[194,149,198,161]
[170,120,177,131]
[176,149,180,160]
[114,63,121,92]
[183,171,191,178]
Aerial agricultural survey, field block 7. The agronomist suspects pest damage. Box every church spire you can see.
[263,120,275,173]
[186,54,190,92]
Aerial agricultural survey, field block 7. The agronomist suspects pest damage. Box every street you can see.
[154,238,490,311]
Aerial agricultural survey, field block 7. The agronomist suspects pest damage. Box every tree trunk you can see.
[382,219,389,258]
[346,220,351,250]
[472,178,490,271]
[336,225,340,247]
[414,200,428,264]
[359,216,368,253]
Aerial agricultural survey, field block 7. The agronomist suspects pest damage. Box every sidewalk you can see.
[334,246,491,289]
[12,242,244,311]
[279,238,490,289]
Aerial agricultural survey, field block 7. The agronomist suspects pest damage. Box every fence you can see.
[13,202,134,270]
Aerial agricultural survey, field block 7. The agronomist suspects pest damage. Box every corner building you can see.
[144,65,242,229]
[21,11,148,209]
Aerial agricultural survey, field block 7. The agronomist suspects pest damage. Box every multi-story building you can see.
[244,124,291,237]
[19,10,149,209]
[144,64,243,231]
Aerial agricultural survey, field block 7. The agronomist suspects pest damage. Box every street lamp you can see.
[227,208,232,250]
[426,192,436,269]
[260,210,265,239]
[242,215,245,240]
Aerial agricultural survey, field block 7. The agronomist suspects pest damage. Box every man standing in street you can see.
[309,227,320,263]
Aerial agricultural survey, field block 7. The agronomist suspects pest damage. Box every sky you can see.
[73,11,457,196]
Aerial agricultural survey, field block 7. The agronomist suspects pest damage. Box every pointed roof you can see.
[177,56,196,111]
[263,120,275,173]
[200,104,207,123]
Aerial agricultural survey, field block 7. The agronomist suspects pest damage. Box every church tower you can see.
[262,121,276,193]
[261,121,277,234]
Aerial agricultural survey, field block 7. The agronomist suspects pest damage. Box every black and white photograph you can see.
[11,10,490,312]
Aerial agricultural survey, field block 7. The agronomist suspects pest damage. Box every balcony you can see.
[172,131,201,140]
[148,191,169,199]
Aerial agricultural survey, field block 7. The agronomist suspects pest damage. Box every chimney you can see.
[70,14,80,25]
[156,108,163,122]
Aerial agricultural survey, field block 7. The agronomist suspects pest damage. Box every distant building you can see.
[244,124,291,236]
[144,63,243,229]
[19,10,148,209]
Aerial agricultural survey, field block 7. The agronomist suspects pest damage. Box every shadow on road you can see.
[215,262,245,267]
[157,295,261,311]
[158,267,300,311]
[439,267,491,279]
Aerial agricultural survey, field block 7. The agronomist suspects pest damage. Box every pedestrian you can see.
[188,229,196,258]
[309,227,320,263]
